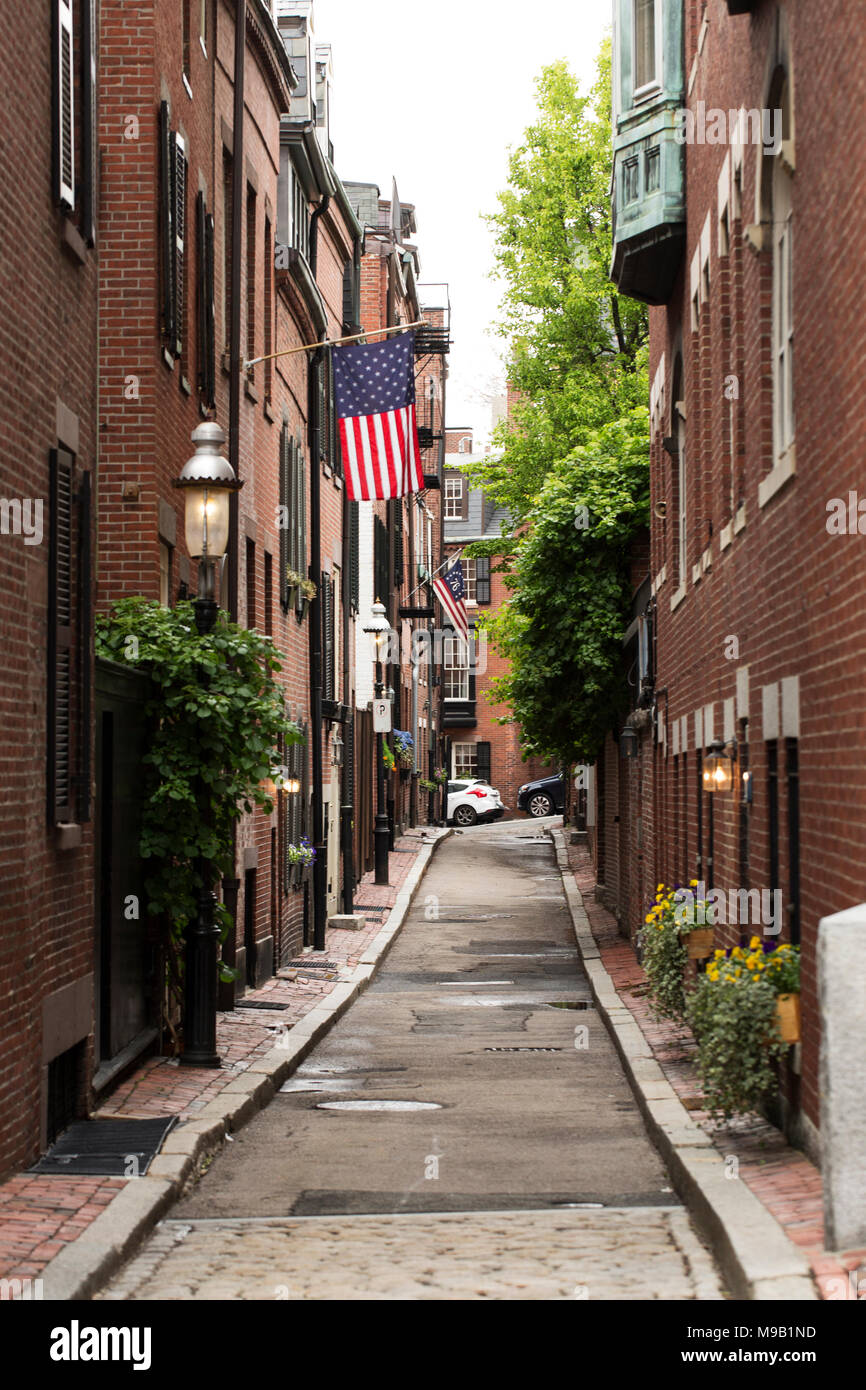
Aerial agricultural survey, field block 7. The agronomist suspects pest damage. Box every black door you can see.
[94,659,153,1070]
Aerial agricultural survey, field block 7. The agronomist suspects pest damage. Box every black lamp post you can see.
[174,422,242,1068]
[364,600,393,886]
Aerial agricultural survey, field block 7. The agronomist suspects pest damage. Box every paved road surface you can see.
[101,821,722,1300]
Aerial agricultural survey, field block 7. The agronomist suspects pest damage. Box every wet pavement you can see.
[100,821,722,1300]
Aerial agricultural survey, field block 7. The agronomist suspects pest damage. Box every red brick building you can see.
[604,0,866,1158]
[0,0,100,1173]
[345,183,450,859]
[442,429,557,815]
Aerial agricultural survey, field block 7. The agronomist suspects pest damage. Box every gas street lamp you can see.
[363,599,394,886]
[173,422,242,1068]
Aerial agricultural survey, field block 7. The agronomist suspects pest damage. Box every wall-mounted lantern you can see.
[620,724,639,760]
[703,738,737,793]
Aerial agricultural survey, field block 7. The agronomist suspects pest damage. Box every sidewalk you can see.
[562,835,865,1301]
[0,830,447,1297]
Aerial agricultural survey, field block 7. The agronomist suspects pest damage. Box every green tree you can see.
[481,409,650,765]
[466,45,650,766]
[470,47,648,524]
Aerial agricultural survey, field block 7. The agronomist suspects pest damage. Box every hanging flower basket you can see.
[686,928,715,960]
[776,993,801,1044]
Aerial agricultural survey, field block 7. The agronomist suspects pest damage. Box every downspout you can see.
[308,193,330,952]
[341,474,354,914]
[220,0,245,1007]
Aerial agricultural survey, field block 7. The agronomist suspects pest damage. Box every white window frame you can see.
[772,157,794,466]
[443,636,470,702]
[453,743,478,779]
[444,475,463,521]
[632,0,662,103]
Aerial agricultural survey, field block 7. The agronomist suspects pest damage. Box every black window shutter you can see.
[476,742,491,785]
[329,355,340,477]
[81,0,97,243]
[279,425,289,610]
[49,449,74,824]
[322,575,335,701]
[460,477,469,521]
[295,436,307,612]
[159,102,175,348]
[476,556,491,604]
[392,498,404,588]
[204,211,215,401]
[348,500,359,612]
[172,133,187,360]
[342,263,354,332]
[374,516,389,604]
[77,469,92,822]
[318,359,328,467]
[196,193,207,394]
[52,0,76,210]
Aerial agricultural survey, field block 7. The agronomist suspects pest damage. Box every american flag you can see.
[433,559,469,640]
[332,332,424,501]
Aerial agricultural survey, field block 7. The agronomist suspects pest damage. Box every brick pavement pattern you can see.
[567,841,866,1302]
[99,1208,721,1301]
[0,837,428,1292]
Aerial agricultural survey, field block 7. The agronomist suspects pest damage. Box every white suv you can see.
[446,779,505,827]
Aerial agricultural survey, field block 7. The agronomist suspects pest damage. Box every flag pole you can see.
[403,548,464,608]
[244,319,427,373]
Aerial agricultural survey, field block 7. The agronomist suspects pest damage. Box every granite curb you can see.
[41,828,451,1301]
[550,826,817,1302]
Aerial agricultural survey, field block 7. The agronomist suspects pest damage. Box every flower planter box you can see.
[685,927,714,959]
[776,992,801,1044]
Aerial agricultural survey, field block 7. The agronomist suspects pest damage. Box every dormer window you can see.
[634,0,661,100]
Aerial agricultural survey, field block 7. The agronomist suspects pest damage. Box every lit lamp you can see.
[620,724,639,760]
[172,422,242,1070]
[174,422,243,636]
[703,738,736,793]
[363,599,394,886]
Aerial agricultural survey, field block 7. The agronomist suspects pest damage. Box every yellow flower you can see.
[657,884,664,891]
[690,879,698,887]
[714,949,725,959]
[750,936,761,950]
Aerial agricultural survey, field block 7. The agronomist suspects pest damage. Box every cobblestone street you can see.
[100,822,722,1301]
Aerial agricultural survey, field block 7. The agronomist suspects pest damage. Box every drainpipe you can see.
[219,0,246,1009]
[308,193,330,952]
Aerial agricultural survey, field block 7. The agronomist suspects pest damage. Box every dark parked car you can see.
[517,771,565,818]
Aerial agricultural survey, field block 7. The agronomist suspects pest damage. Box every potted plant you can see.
[674,880,716,959]
[763,940,801,1043]
[287,836,316,871]
[382,742,396,774]
[433,766,448,786]
[638,883,689,1022]
[393,730,414,775]
[419,778,438,795]
[686,938,800,1118]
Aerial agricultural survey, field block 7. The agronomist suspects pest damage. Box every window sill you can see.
[180,375,191,396]
[733,503,747,535]
[244,377,259,404]
[758,447,796,509]
[61,217,88,264]
[263,399,276,424]
[720,522,732,552]
[163,349,175,371]
[182,73,193,101]
[670,584,687,612]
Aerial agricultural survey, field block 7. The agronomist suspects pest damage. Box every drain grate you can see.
[286,958,339,969]
[30,1117,178,1177]
[546,1001,590,1010]
[484,1046,564,1053]
[236,999,290,1011]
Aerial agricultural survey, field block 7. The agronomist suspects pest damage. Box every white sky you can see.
[314,0,612,447]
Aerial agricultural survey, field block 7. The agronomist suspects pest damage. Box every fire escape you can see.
[414,285,451,489]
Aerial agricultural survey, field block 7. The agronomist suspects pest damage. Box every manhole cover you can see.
[315,1100,442,1112]
[484,1046,564,1053]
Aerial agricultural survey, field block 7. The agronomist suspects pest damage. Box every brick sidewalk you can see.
[0,833,432,1290]
[566,840,866,1301]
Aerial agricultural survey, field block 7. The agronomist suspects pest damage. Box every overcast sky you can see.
[314,0,612,447]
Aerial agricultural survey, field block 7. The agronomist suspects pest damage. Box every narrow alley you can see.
[100,823,720,1301]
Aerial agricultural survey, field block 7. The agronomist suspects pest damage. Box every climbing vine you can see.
[96,597,302,945]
